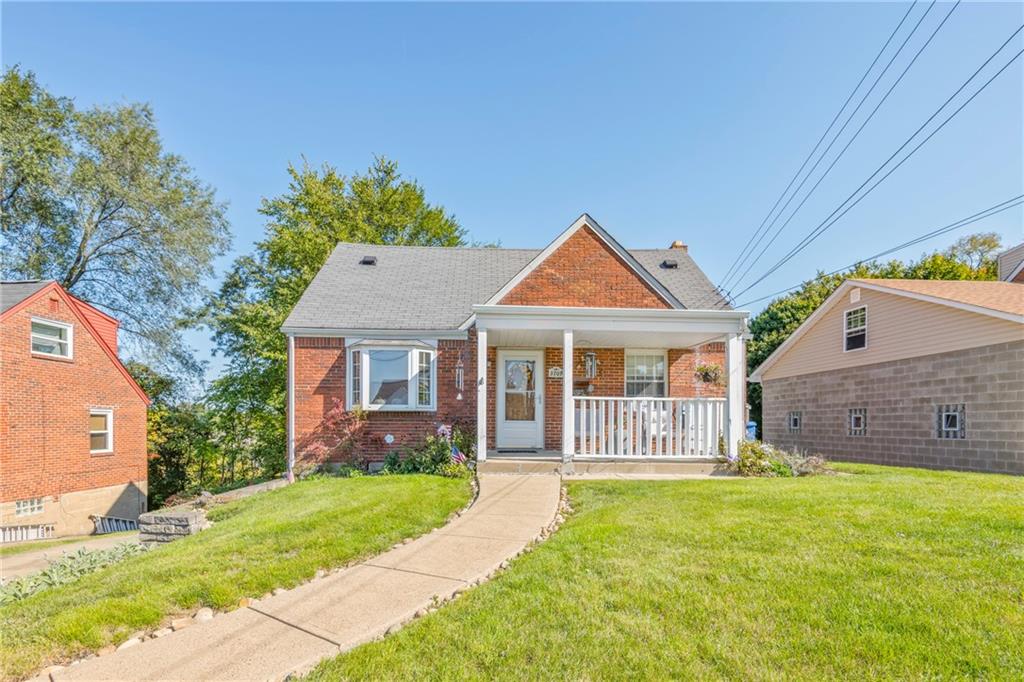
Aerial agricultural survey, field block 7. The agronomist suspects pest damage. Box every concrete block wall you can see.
[763,340,1024,474]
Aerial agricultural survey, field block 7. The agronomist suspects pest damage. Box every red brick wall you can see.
[499,226,671,308]
[0,293,147,505]
[292,332,478,466]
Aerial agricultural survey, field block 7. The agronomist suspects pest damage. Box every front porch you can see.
[473,305,749,463]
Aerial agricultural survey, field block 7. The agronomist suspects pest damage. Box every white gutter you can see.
[280,326,468,339]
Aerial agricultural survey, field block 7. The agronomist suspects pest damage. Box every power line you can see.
[715,1,920,290]
[736,194,1024,307]
[722,0,960,298]
[729,25,1024,301]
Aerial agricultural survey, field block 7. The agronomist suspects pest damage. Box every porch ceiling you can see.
[474,304,749,348]
[484,328,724,349]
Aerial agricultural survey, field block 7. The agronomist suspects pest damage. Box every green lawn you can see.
[1,475,471,680]
[310,465,1024,680]
[0,531,136,558]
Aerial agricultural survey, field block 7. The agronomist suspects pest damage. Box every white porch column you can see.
[562,329,574,459]
[476,327,488,461]
[724,332,745,456]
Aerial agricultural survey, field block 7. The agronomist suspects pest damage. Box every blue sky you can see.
[4,1,1022,380]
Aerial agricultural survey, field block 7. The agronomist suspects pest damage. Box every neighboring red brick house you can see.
[1,280,149,541]
[283,214,749,474]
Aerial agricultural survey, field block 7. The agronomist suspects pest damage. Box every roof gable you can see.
[1,281,150,405]
[486,214,682,309]
[750,279,1024,381]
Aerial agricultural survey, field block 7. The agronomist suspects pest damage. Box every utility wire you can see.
[729,26,1024,301]
[736,194,1024,307]
[715,1,920,290]
[721,0,960,298]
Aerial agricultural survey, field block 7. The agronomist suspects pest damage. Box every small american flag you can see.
[450,445,467,464]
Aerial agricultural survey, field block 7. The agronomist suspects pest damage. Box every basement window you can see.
[787,411,802,433]
[31,318,73,359]
[937,404,965,439]
[16,497,44,517]
[348,345,436,411]
[844,307,866,352]
[848,408,867,437]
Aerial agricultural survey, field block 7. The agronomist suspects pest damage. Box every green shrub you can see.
[732,440,831,478]
[379,424,474,477]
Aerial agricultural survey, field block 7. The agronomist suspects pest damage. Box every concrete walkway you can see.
[56,474,560,682]
[2,533,139,582]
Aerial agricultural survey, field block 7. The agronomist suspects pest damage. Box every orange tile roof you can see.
[851,279,1024,317]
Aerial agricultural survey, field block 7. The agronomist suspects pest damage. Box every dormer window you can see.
[844,307,866,352]
[31,318,73,359]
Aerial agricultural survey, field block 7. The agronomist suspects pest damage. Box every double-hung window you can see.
[31,318,73,359]
[844,307,866,351]
[625,351,666,397]
[90,409,113,453]
[348,345,436,410]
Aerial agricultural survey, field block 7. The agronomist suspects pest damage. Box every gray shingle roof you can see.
[283,243,728,332]
[1,280,52,314]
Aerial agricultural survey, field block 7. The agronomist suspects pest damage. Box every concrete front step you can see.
[478,458,731,477]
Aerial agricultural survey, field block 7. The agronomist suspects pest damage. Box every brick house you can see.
[283,214,749,473]
[1,280,149,541]
[750,278,1024,475]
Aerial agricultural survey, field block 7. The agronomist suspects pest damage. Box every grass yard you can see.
[310,464,1024,680]
[0,531,135,558]
[1,475,471,680]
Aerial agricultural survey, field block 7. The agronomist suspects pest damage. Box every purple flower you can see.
[436,424,452,440]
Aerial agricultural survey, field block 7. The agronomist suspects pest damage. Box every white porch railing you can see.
[574,397,725,458]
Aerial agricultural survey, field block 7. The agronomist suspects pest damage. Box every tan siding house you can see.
[751,279,1024,475]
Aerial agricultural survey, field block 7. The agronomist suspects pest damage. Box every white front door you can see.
[496,350,544,449]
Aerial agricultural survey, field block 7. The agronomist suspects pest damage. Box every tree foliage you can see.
[206,157,464,477]
[1,67,230,376]
[747,235,1002,432]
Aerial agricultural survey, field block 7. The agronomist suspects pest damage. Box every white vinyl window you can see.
[788,411,802,433]
[844,307,866,352]
[348,345,436,411]
[625,351,667,397]
[89,409,113,453]
[31,318,73,358]
[16,497,44,517]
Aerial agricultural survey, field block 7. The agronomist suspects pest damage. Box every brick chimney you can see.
[670,240,688,252]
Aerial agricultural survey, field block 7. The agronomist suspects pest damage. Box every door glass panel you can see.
[504,360,535,421]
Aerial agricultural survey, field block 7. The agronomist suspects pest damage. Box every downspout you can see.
[287,334,295,483]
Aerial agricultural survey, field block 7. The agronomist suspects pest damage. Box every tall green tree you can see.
[746,235,1002,432]
[207,157,464,475]
[1,67,230,376]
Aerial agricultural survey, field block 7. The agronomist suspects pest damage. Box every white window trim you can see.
[30,317,74,360]
[347,345,437,412]
[90,408,114,454]
[624,349,668,398]
[848,408,867,437]
[788,411,802,433]
[843,306,867,353]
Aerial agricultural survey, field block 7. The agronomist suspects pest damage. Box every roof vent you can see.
[359,256,377,266]
[661,259,678,269]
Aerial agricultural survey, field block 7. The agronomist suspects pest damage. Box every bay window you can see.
[348,344,436,410]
